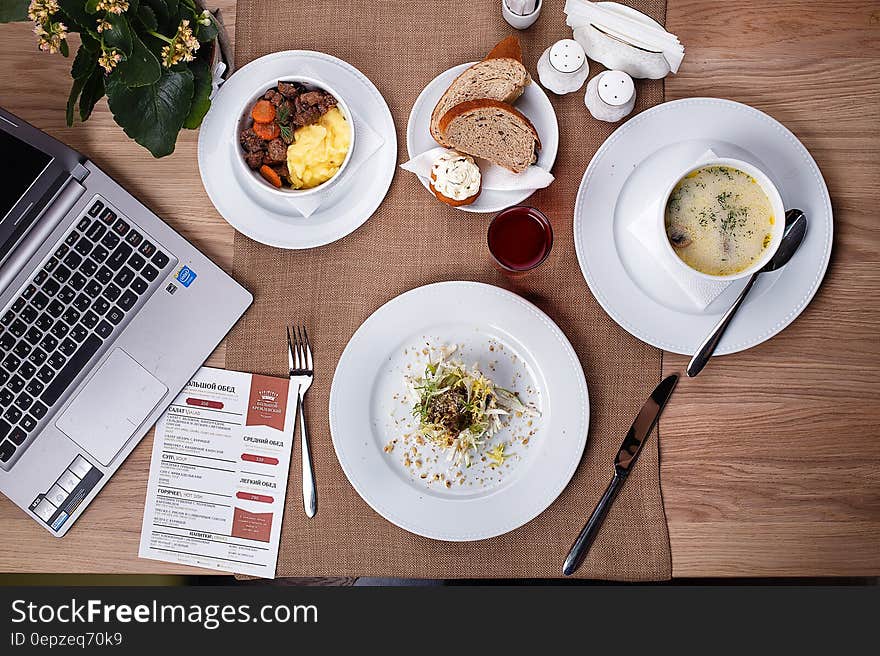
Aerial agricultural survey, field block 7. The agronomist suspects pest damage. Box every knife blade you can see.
[562,374,679,576]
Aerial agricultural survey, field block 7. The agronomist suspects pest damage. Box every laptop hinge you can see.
[71,162,89,182]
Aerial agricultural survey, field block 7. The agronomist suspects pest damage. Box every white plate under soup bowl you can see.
[234,76,356,198]
[657,157,786,282]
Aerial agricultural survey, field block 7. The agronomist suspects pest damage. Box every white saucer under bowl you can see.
[407,63,559,214]
[198,50,397,250]
[329,281,588,541]
[574,97,833,355]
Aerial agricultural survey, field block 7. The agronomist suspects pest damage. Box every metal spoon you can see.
[686,209,808,377]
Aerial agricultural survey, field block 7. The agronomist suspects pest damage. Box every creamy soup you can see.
[665,165,775,276]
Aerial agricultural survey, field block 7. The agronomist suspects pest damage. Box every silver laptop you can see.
[0,107,252,536]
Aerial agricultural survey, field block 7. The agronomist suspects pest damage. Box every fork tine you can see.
[295,325,306,371]
[286,326,295,374]
[291,325,301,371]
[302,326,313,370]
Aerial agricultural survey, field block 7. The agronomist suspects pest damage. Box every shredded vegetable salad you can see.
[406,348,532,468]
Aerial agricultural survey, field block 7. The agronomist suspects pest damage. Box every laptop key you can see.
[34,270,48,285]
[41,335,102,406]
[35,313,53,331]
[86,221,106,241]
[96,266,113,284]
[99,208,116,224]
[20,414,37,433]
[73,294,91,312]
[152,251,170,269]
[54,244,69,259]
[84,280,102,299]
[28,347,47,365]
[81,311,98,330]
[10,320,26,338]
[128,253,146,271]
[20,306,38,324]
[9,426,26,445]
[47,300,64,318]
[1,311,13,326]
[30,402,47,420]
[3,354,21,372]
[142,264,159,282]
[66,231,80,247]
[21,284,36,300]
[118,290,137,311]
[50,322,69,339]
[91,245,109,263]
[0,441,14,463]
[95,320,113,339]
[42,279,60,297]
[31,292,49,310]
[13,341,31,358]
[70,272,87,290]
[36,366,54,384]
[52,265,71,283]
[114,266,134,288]
[131,277,148,295]
[44,257,58,272]
[70,325,88,342]
[108,244,133,270]
[102,284,121,302]
[39,334,58,353]
[15,393,33,412]
[77,217,91,232]
[75,237,94,257]
[125,230,142,247]
[8,375,24,394]
[57,286,75,304]
[0,333,13,351]
[24,327,41,346]
[25,379,44,397]
[0,420,8,439]
[4,407,22,424]
[93,298,110,315]
[20,362,35,379]
[47,352,66,370]
[0,390,12,406]
[88,200,104,217]
[0,371,7,385]
[61,307,80,326]
[101,231,120,250]
[12,298,25,313]
[107,307,124,326]
[139,240,156,258]
[113,218,130,236]
[81,258,98,277]
[58,338,77,357]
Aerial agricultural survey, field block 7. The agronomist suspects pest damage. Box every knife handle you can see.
[563,472,625,576]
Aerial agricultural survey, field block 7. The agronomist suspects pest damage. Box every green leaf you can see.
[136,4,157,31]
[71,41,98,80]
[115,32,160,87]
[66,76,87,127]
[57,0,92,27]
[106,67,194,157]
[79,68,105,121]
[0,0,28,22]
[84,0,101,13]
[59,38,69,57]
[183,58,211,129]
[102,13,132,56]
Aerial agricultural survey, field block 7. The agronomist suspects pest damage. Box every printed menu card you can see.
[138,367,295,578]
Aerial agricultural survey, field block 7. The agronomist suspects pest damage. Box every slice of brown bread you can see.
[429,37,530,147]
[438,99,541,173]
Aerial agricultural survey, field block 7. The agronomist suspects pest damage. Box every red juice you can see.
[487,206,553,272]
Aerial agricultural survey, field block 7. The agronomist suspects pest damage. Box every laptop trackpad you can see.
[56,349,168,466]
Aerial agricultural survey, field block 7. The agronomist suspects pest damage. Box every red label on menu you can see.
[231,507,273,542]
[186,397,224,409]
[242,453,280,465]
[245,375,289,431]
[236,491,274,504]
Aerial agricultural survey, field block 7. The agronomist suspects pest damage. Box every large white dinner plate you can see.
[407,63,559,213]
[329,282,588,541]
[574,98,833,355]
[198,51,397,249]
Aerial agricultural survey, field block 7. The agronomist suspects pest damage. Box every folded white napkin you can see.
[564,0,685,73]
[626,150,730,310]
[285,109,384,218]
[401,146,555,192]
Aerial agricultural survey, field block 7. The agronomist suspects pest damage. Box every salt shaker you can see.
[585,70,636,122]
[537,39,590,94]
[502,0,542,30]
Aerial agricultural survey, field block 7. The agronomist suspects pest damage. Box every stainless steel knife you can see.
[562,374,679,576]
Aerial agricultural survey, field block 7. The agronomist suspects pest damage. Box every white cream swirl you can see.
[430,151,481,201]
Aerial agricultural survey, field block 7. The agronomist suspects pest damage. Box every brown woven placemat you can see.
[228,0,670,580]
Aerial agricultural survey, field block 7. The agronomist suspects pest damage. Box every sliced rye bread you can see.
[429,36,531,147]
[438,99,541,173]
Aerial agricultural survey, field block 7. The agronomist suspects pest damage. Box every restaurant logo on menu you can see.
[246,375,289,431]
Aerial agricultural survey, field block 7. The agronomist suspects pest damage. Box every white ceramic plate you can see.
[198,51,397,249]
[406,63,559,213]
[329,282,588,541]
[574,98,833,355]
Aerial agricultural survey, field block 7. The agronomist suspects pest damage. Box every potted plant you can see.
[0,0,230,157]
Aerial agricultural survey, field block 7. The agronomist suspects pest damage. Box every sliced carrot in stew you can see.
[251,100,276,124]
[259,165,283,188]
[252,120,280,140]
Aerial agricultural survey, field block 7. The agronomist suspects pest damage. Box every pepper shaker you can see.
[537,39,590,94]
[585,70,636,122]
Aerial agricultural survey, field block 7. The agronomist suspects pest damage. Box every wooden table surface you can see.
[0,1,877,577]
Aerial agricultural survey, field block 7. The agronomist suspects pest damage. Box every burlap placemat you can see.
[228,0,670,580]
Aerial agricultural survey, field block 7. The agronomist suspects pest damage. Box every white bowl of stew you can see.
[657,157,786,281]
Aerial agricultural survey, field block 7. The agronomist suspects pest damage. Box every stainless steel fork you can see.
[287,326,316,518]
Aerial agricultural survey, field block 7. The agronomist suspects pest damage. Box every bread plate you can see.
[407,63,559,214]
[330,281,588,540]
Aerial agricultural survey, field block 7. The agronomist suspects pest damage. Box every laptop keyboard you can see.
[0,196,172,467]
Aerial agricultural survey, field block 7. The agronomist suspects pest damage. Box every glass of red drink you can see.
[487,206,553,274]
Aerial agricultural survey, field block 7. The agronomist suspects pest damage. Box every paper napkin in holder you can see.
[282,109,385,218]
[401,146,554,192]
[627,149,731,310]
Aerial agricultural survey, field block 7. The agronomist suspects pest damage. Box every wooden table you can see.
[0,1,877,578]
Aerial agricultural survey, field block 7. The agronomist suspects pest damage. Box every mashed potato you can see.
[286,107,351,189]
